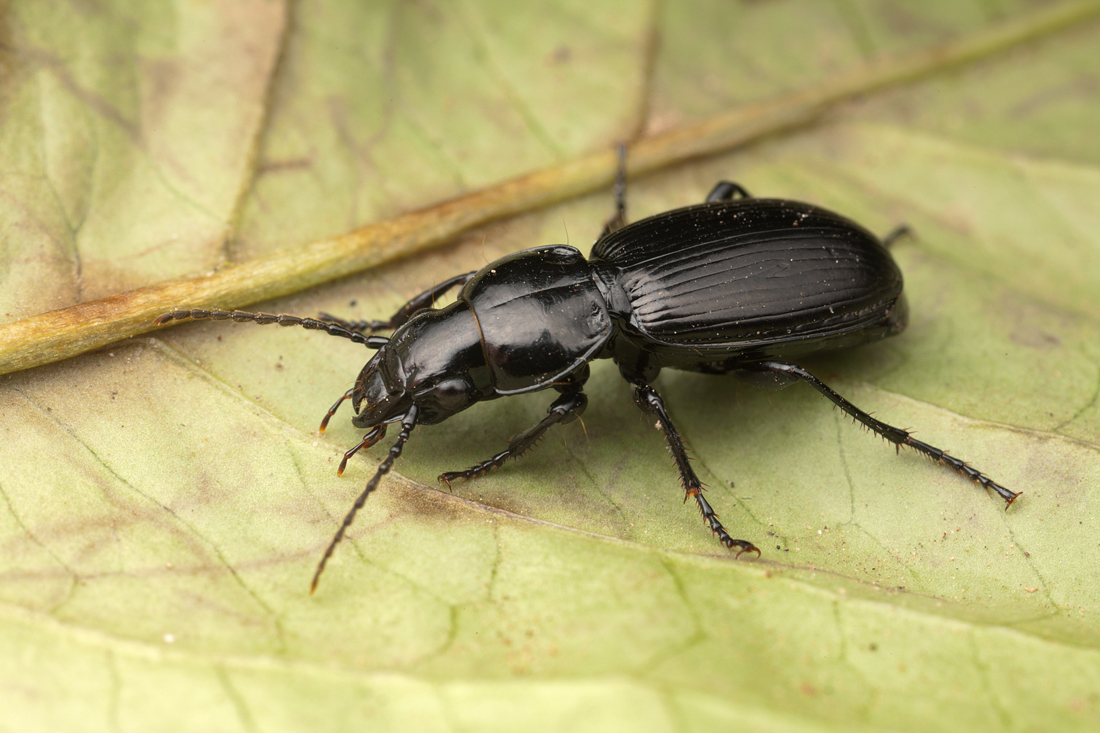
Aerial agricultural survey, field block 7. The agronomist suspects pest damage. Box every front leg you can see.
[321,271,477,333]
[439,388,588,486]
[631,381,760,557]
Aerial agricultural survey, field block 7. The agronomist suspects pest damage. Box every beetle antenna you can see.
[154,309,389,349]
[310,405,420,594]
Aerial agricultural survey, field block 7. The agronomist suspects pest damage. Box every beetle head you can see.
[351,304,488,428]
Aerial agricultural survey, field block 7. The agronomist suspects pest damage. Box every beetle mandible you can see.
[157,149,1019,592]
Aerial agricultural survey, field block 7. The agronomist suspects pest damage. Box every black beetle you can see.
[157,153,1019,591]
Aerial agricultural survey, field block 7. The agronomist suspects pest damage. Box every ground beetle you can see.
[157,150,1019,592]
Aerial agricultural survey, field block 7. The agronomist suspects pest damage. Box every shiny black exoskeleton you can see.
[157,155,1019,592]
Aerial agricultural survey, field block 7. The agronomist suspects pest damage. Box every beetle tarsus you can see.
[757,361,1019,507]
[733,542,762,558]
[905,436,1021,506]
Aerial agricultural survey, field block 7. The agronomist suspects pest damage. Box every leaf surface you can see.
[2,1,1099,730]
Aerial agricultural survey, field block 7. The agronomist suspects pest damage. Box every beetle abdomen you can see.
[591,199,904,352]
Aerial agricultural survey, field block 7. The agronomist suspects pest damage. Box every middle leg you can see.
[320,271,476,333]
[631,381,760,557]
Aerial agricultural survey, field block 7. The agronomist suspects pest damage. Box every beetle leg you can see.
[600,144,629,236]
[437,388,588,487]
[705,181,752,202]
[881,225,913,248]
[631,382,761,558]
[318,271,477,333]
[757,361,1020,507]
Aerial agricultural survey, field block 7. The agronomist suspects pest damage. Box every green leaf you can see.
[2,1,1099,730]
